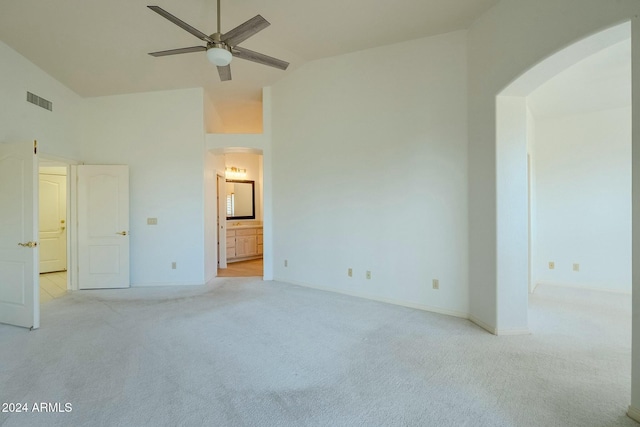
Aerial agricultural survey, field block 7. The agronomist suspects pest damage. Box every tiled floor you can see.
[40,271,68,304]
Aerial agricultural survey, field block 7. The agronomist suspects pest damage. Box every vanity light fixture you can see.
[225,166,247,180]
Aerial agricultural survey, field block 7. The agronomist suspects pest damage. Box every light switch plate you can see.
[147,218,158,225]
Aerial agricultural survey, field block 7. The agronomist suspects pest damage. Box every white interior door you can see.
[39,173,67,273]
[77,165,130,289]
[0,141,39,329]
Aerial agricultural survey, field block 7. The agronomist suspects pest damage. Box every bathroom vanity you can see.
[226,225,263,263]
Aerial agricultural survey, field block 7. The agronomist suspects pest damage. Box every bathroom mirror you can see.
[226,180,255,220]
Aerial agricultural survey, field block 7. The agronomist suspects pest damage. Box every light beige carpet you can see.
[0,279,633,426]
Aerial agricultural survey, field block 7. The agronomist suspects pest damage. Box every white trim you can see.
[469,315,497,335]
[276,278,469,319]
[131,281,205,287]
[627,405,640,423]
[468,315,531,335]
[534,281,632,295]
[494,327,531,336]
[69,165,79,291]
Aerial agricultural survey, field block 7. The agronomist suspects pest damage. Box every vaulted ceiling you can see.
[0,0,498,130]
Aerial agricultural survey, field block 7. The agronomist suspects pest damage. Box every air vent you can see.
[26,91,53,112]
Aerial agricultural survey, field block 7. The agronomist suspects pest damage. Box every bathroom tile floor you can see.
[40,271,68,304]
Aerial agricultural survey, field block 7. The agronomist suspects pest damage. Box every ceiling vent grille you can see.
[26,91,53,112]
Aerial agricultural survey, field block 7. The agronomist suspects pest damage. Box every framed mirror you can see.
[226,180,255,220]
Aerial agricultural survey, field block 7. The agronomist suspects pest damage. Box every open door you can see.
[0,141,39,329]
[77,165,130,289]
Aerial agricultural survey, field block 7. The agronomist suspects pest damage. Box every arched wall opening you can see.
[491,18,640,421]
[494,22,631,334]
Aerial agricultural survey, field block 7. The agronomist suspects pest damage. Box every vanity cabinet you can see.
[226,226,263,263]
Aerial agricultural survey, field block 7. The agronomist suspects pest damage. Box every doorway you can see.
[494,21,632,333]
[215,150,264,278]
[38,161,69,304]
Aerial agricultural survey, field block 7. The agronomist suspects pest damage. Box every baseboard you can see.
[468,316,531,336]
[494,327,531,336]
[131,281,205,287]
[469,315,497,335]
[275,278,469,319]
[627,405,640,423]
[534,281,631,295]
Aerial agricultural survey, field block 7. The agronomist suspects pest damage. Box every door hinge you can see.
[33,140,37,155]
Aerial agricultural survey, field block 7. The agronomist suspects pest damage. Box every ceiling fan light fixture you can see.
[207,47,232,66]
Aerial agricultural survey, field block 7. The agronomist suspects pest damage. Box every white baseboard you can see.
[534,281,631,295]
[627,405,640,423]
[275,278,469,319]
[131,281,204,287]
[468,316,530,336]
[469,315,496,335]
[494,327,531,336]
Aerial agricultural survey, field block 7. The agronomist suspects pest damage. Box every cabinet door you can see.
[245,235,258,256]
[235,236,247,257]
[236,235,258,257]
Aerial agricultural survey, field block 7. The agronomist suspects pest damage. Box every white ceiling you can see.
[0,0,498,127]
[528,38,631,117]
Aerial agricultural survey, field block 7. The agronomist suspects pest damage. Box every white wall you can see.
[81,88,207,286]
[0,41,82,159]
[495,96,529,333]
[526,105,538,293]
[270,31,469,317]
[533,107,631,292]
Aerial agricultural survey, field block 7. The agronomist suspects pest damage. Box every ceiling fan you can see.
[147,1,289,81]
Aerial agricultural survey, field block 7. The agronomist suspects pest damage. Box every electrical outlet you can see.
[284,259,288,267]
[573,263,580,272]
[366,271,371,280]
[171,262,177,269]
[548,261,555,270]
[348,268,352,277]
[432,279,439,290]
[147,217,158,225]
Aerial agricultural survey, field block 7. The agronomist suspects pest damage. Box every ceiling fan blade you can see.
[148,6,214,44]
[217,65,232,81]
[148,46,207,57]
[232,46,289,70]
[222,15,270,47]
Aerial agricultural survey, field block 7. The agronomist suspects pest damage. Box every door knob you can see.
[115,231,128,236]
[18,241,38,248]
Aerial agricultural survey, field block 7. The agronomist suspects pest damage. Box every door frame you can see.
[39,154,79,291]
[217,173,227,269]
